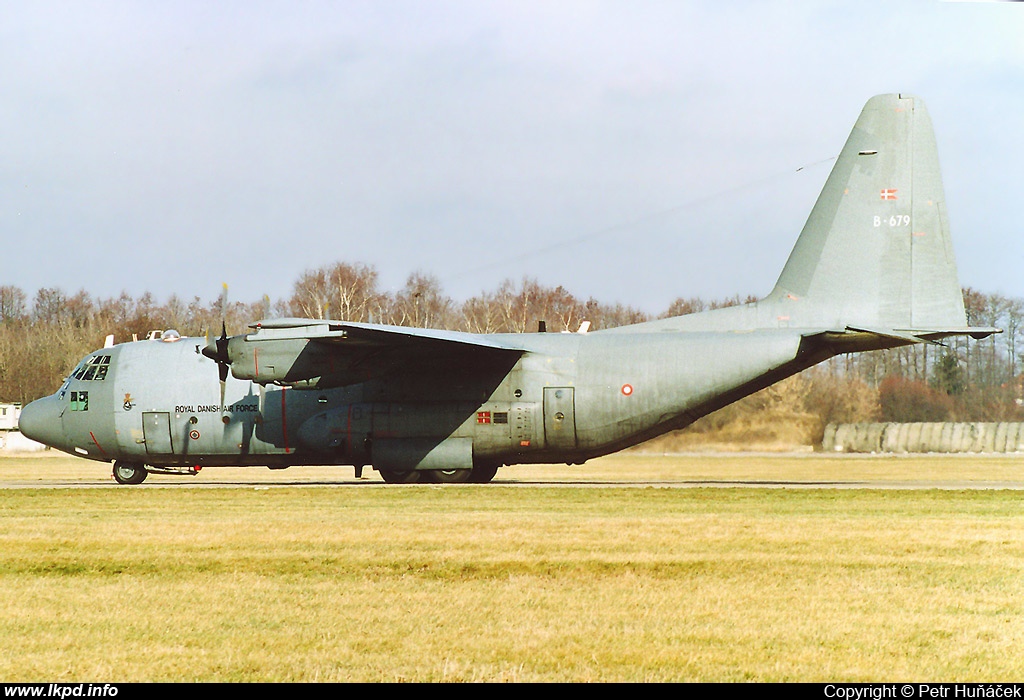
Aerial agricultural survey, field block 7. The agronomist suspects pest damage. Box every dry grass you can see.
[1,453,1023,681]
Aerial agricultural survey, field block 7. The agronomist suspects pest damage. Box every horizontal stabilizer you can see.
[802,324,1001,354]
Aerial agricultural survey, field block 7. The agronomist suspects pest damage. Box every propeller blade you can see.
[219,283,229,321]
[199,286,234,413]
[217,320,229,410]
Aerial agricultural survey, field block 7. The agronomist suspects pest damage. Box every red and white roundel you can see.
[189,429,201,440]
[621,384,633,396]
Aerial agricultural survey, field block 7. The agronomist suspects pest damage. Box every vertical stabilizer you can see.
[608,94,996,340]
[768,93,966,330]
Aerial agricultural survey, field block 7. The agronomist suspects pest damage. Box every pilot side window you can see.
[70,391,89,412]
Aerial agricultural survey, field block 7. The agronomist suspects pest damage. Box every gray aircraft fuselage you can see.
[21,325,824,473]
[18,94,999,483]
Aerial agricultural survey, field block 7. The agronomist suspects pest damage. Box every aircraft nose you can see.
[18,396,64,449]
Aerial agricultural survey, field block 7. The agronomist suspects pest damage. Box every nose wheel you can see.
[112,461,148,485]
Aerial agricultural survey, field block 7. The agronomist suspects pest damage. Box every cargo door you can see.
[543,387,577,450]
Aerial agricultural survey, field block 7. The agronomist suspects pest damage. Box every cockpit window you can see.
[72,355,111,381]
[70,391,89,411]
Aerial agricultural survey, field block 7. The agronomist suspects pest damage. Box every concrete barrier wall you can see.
[0,431,46,452]
[822,423,1024,453]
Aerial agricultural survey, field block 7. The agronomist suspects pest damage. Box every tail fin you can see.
[767,93,965,331]
[631,94,996,341]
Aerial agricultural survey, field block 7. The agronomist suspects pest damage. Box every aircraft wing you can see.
[224,319,525,388]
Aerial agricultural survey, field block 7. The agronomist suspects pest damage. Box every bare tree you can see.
[0,286,27,323]
[660,296,708,318]
[290,262,385,322]
[387,272,454,328]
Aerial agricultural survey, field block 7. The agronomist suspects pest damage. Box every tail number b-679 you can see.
[874,214,911,227]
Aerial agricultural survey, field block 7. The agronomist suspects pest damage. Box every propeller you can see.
[214,320,230,412]
[201,284,232,411]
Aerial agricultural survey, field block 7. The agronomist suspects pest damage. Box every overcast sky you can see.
[2,1,1022,315]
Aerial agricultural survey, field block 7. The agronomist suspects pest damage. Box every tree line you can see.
[2,264,1022,440]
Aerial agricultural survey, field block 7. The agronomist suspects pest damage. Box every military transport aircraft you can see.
[19,94,998,484]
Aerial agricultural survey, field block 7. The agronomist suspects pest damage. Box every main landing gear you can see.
[378,463,500,484]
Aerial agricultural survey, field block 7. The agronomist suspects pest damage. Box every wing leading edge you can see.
[251,318,523,351]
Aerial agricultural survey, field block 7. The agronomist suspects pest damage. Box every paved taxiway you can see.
[3,477,1023,490]
[4,452,1023,489]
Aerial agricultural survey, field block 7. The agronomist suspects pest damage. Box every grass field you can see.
[1,452,1023,681]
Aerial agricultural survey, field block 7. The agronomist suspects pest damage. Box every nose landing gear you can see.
[112,461,148,485]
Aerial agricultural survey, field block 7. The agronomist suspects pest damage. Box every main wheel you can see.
[378,470,421,484]
[469,463,499,484]
[422,468,473,484]
[112,461,148,485]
